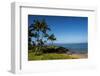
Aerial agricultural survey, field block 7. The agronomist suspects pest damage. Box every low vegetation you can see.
[28,53,79,60]
[28,18,79,60]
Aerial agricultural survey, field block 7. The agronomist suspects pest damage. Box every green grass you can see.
[28,53,79,61]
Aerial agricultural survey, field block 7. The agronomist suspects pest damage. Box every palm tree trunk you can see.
[37,30,40,46]
[41,32,44,46]
[52,41,53,45]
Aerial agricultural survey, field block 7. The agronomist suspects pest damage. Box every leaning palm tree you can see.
[32,19,51,46]
[41,19,51,45]
[48,34,56,45]
[28,27,34,50]
[28,18,57,55]
[28,19,50,54]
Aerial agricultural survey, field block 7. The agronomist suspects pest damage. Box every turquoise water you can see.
[53,43,88,54]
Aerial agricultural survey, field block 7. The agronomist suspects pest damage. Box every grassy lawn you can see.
[28,52,79,61]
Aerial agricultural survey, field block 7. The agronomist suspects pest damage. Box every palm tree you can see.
[28,18,57,55]
[41,19,51,45]
[48,34,56,45]
[32,19,51,46]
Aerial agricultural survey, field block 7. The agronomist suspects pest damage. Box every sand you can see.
[69,53,88,59]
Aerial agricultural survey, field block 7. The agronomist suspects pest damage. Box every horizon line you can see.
[47,42,88,44]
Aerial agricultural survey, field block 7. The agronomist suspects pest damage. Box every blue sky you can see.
[28,15,88,43]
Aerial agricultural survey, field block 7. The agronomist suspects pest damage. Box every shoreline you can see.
[68,53,88,58]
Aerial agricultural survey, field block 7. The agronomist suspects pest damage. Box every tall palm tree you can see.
[32,19,51,46]
[48,34,56,45]
[28,27,34,50]
[28,18,57,55]
[41,19,51,45]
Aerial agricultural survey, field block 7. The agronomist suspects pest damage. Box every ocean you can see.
[52,43,88,54]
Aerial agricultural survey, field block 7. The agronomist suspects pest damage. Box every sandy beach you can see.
[69,53,88,59]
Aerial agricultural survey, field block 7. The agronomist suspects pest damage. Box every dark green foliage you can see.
[28,18,71,57]
[30,45,69,54]
[48,34,56,45]
[56,47,69,53]
[42,46,69,54]
[28,19,57,55]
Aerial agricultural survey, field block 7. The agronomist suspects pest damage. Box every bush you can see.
[30,45,70,55]
[56,47,69,53]
[42,46,69,54]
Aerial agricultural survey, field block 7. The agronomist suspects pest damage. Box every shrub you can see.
[42,46,69,54]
